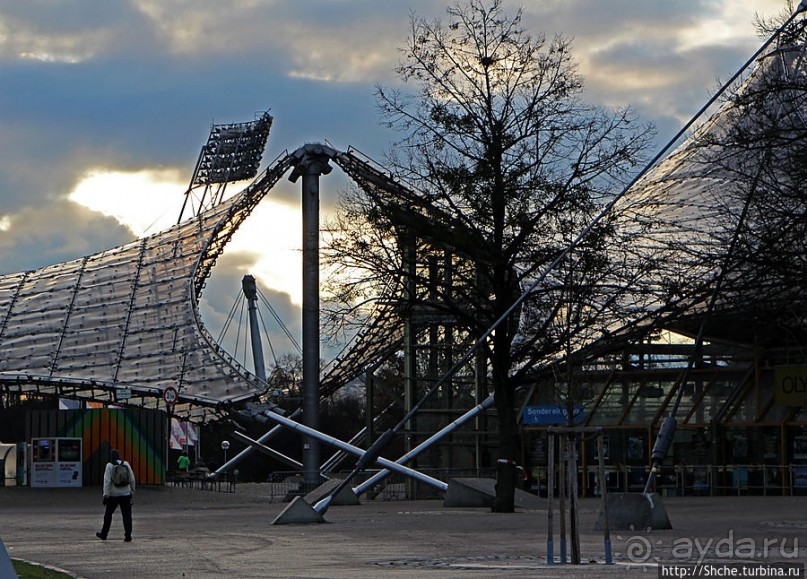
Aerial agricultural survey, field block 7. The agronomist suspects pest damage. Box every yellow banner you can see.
[774,365,807,406]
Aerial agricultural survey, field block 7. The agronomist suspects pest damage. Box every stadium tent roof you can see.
[609,33,807,348]
[0,153,296,421]
[1,21,805,421]
[0,147,417,422]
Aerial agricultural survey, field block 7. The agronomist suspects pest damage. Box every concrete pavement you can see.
[0,484,805,578]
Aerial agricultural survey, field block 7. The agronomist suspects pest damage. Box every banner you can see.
[170,418,198,450]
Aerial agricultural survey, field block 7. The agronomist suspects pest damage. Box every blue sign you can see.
[523,404,585,426]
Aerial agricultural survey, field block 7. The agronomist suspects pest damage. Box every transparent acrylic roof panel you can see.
[0,154,296,419]
[602,41,807,331]
[615,43,807,278]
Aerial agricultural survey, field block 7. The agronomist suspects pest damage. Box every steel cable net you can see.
[328,23,807,381]
[0,152,295,422]
[319,302,403,397]
[0,144,412,423]
[506,27,807,374]
[605,26,807,345]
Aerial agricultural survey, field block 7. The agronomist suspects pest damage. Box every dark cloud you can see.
[585,41,753,143]
[0,53,384,206]
[0,0,140,32]
[0,199,134,274]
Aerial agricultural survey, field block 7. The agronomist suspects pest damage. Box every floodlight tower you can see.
[178,111,273,223]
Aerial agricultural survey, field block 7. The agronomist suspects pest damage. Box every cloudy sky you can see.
[0,0,792,365]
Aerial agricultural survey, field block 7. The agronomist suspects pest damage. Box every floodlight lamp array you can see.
[194,112,273,185]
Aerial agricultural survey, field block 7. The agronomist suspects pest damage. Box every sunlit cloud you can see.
[586,62,685,92]
[69,169,186,237]
[0,17,110,63]
[286,41,394,83]
[69,168,305,304]
[17,51,85,64]
[223,200,303,305]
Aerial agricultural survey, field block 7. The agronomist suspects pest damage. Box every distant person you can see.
[96,448,135,542]
[177,450,191,472]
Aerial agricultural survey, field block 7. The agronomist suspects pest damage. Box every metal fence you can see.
[573,464,807,497]
[264,467,498,503]
[166,470,238,493]
[178,463,807,502]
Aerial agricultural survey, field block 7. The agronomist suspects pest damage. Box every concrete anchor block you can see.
[271,496,326,525]
[594,492,672,531]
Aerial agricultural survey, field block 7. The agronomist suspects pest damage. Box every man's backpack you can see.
[111,462,130,487]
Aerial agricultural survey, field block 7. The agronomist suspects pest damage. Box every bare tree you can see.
[324,0,653,512]
[269,353,304,404]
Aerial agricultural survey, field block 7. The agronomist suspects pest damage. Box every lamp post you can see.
[221,440,230,465]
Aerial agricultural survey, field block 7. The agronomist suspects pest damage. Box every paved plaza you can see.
[0,484,805,578]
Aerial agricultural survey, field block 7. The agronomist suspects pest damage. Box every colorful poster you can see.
[33,439,55,463]
[31,438,82,488]
[58,439,81,461]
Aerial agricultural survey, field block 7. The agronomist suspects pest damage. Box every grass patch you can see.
[12,559,72,578]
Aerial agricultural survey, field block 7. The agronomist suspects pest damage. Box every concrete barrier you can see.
[594,492,672,531]
[443,478,544,509]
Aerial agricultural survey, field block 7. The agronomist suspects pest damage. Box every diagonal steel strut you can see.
[253,408,448,492]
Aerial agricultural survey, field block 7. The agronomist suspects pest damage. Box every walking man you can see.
[96,448,135,542]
